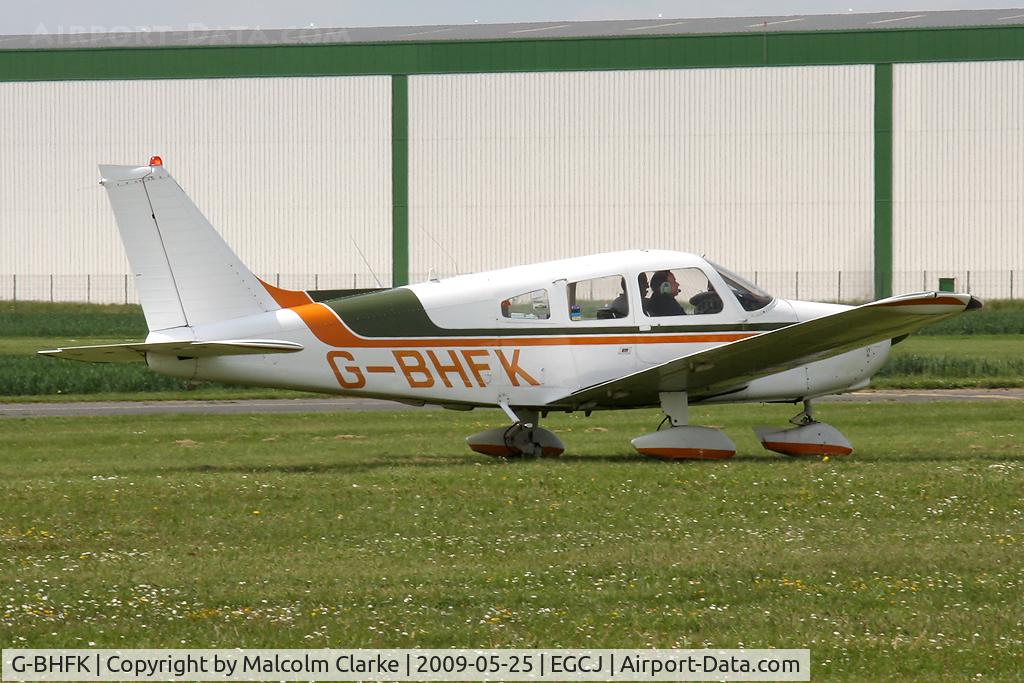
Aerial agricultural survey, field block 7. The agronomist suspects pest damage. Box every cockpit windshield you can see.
[708,261,774,312]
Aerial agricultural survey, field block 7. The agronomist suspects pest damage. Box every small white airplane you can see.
[42,159,982,460]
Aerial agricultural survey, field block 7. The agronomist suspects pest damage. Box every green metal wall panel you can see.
[5,25,1022,298]
[2,27,1024,81]
[874,64,893,300]
[391,75,409,287]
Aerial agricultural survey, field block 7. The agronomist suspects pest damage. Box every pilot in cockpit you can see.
[647,270,686,316]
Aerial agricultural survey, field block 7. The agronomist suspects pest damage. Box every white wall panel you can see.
[0,76,391,302]
[409,67,874,300]
[894,61,1024,297]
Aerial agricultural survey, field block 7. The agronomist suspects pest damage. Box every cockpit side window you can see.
[641,268,724,317]
[500,289,550,320]
[707,261,774,312]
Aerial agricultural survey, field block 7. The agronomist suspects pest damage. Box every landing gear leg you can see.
[790,400,815,426]
[466,408,565,458]
[754,399,854,457]
[631,392,737,460]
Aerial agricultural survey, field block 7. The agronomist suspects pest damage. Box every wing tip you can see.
[873,291,977,311]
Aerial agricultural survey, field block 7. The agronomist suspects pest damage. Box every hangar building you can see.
[1,9,1022,304]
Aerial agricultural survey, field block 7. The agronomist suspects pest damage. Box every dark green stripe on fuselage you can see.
[321,288,792,338]
[308,288,385,303]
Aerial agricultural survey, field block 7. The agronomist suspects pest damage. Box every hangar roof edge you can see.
[2,8,1024,51]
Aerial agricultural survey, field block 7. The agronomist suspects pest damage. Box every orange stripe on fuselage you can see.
[259,278,314,308]
[258,281,756,349]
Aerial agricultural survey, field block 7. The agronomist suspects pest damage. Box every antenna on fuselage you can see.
[419,226,461,276]
[349,237,383,288]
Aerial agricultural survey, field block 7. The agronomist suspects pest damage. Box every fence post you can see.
[87,274,91,302]
[795,271,799,300]
[124,274,128,304]
[275,273,280,288]
[837,271,842,303]
[50,274,54,302]
[12,274,15,302]
[314,273,319,290]
[353,273,356,288]
[923,270,927,292]
[966,271,970,294]
[1011,270,1014,299]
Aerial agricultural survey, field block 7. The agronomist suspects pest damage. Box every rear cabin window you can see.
[567,275,628,321]
[500,289,550,320]
[641,268,724,317]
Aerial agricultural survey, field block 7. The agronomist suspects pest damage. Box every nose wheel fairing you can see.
[754,423,853,456]
[631,391,737,460]
[631,426,736,460]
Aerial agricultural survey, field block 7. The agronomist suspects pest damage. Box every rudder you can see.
[99,160,280,331]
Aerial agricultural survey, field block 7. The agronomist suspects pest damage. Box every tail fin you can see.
[99,161,281,331]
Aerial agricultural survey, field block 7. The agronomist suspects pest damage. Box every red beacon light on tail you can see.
[148,156,163,167]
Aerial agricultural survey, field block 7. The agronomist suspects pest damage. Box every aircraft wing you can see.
[562,292,981,408]
[38,339,304,363]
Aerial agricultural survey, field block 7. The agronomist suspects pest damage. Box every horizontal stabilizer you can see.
[38,340,304,364]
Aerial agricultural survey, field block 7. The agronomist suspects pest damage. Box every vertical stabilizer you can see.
[99,162,280,331]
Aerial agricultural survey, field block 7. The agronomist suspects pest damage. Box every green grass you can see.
[0,388,317,403]
[1,354,194,395]
[875,335,1024,388]
[887,335,1024,361]
[917,299,1024,335]
[0,354,316,399]
[0,338,314,400]
[7,333,1021,399]
[6,299,1021,337]
[0,301,146,337]
[1,404,1021,680]
[1,303,1022,398]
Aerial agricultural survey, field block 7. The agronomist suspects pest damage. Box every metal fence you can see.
[716,270,1021,301]
[1,270,1021,305]
[750,271,876,303]
[0,273,390,306]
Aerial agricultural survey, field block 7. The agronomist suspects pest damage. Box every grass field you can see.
[2,301,1023,399]
[874,335,1024,389]
[0,336,311,401]
[1,404,1021,680]
[915,298,1024,335]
